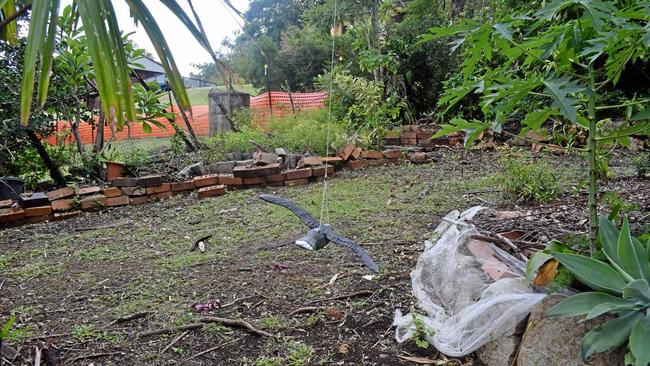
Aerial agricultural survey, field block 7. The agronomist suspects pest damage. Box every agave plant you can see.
[548,216,650,365]
[0,0,232,129]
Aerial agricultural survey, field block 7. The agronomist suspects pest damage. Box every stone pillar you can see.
[208,90,250,136]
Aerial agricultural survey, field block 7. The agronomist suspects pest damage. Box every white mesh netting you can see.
[393,206,546,357]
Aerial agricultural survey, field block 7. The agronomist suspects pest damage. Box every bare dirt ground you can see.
[1,149,648,365]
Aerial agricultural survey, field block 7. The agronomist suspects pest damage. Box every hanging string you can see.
[319,0,338,228]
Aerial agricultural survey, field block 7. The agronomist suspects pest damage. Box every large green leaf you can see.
[126,0,191,114]
[521,108,559,131]
[631,108,650,121]
[19,0,51,126]
[36,0,59,107]
[599,216,622,267]
[0,0,17,44]
[617,218,650,281]
[547,292,637,317]
[630,314,650,366]
[584,302,639,320]
[552,252,626,294]
[581,312,641,362]
[543,77,585,123]
[623,279,650,303]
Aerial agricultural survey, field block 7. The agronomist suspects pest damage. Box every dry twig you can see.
[308,290,374,304]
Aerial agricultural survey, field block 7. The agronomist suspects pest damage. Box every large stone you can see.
[212,161,236,174]
[477,320,526,366]
[178,162,207,178]
[517,295,625,366]
[253,152,279,166]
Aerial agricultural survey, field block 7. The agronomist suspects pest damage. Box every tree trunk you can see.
[25,129,66,187]
[94,108,104,153]
[172,91,202,149]
[587,66,598,255]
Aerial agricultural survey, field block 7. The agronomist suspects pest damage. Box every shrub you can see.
[547,217,650,365]
[500,157,563,203]
[632,151,649,178]
[206,126,270,154]
[269,109,346,155]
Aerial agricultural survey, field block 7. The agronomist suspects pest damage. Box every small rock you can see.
[178,162,207,178]
[212,161,236,174]
[241,152,253,160]
[235,159,254,167]
[253,152,279,166]
[410,152,428,164]
[285,154,299,169]
[517,295,625,366]
[226,152,243,161]
[274,147,287,156]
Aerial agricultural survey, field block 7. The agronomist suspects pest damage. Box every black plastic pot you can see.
[0,176,24,201]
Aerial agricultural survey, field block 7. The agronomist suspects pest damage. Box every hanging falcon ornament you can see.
[259,194,379,273]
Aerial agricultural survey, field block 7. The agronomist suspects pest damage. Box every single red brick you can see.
[146,183,171,195]
[285,168,312,180]
[51,199,75,212]
[121,187,146,196]
[24,205,53,217]
[106,195,129,207]
[136,175,163,187]
[150,191,172,201]
[337,143,356,161]
[268,182,284,187]
[322,156,344,165]
[171,181,195,192]
[198,184,226,198]
[311,165,335,177]
[46,186,75,201]
[401,132,417,139]
[360,150,384,160]
[285,178,309,186]
[401,137,417,146]
[430,137,450,145]
[383,150,401,159]
[76,186,101,196]
[242,176,266,185]
[232,163,281,178]
[347,160,368,170]
[301,156,323,166]
[101,187,122,198]
[265,173,287,183]
[402,124,420,132]
[52,210,81,221]
[350,147,362,159]
[218,174,243,186]
[416,131,433,140]
[193,174,220,188]
[111,177,138,187]
[80,194,107,210]
[130,196,150,205]
[0,199,13,208]
[0,207,25,224]
[367,159,386,166]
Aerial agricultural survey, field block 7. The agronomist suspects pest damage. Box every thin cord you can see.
[319,0,338,228]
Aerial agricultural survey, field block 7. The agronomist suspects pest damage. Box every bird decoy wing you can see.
[325,231,379,273]
[258,194,320,229]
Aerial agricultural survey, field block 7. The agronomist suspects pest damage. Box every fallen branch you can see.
[308,290,374,304]
[74,221,128,232]
[200,317,274,338]
[289,306,325,316]
[68,352,123,364]
[221,295,255,309]
[183,336,245,362]
[29,333,71,341]
[139,324,203,338]
[160,331,189,355]
[105,311,153,327]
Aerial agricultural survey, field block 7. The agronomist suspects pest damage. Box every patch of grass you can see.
[286,341,315,366]
[71,324,120,343]
[10,260,64,280]
[499,156,564,203]
[256,356,284,366]
[632,151,649,178]
[261,315,286,332]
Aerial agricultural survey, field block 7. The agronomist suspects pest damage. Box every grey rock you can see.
[177,162,207,178]
[517,295,625,366]
[212,161,236,174]
[235,159,254,167]
[477,319,526,366]
[253,152,279,166]
[226,152,242,161]
[241,152,253,160]
[275,147,288,156]
[285,154,299,169]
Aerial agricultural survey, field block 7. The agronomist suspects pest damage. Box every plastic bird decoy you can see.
[259,194,379,273]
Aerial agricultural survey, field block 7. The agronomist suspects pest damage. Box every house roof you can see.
[132,55,165,74]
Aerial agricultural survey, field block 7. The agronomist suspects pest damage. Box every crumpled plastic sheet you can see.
[393,206,546,357]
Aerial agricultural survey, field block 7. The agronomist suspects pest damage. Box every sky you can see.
[63,0,250,75]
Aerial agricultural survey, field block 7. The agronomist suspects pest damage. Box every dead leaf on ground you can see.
[397,355,437,364]
[324,307,344,321]
[495,210,526,220]
[339,343,350,355]
[533,258,559,286]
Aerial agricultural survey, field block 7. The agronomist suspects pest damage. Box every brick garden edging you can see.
[0,144,414,228]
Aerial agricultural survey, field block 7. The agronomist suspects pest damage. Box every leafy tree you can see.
[422,0,650,248]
